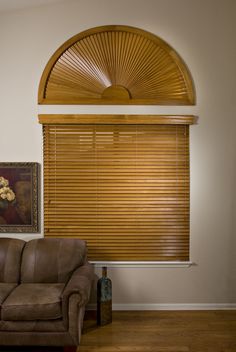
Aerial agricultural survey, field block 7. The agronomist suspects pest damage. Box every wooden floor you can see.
[79,310,236,352]
[1,311,236,352]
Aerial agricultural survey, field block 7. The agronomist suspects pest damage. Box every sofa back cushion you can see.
[21,238,87,283]
[0,238,25,283]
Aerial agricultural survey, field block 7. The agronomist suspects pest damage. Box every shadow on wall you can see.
[228,160,236,303]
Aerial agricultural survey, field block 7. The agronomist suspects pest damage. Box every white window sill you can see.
[90,261,195,268]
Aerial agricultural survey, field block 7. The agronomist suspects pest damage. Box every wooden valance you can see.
[38,114,197,125]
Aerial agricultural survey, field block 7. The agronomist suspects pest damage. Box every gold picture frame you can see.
[0,162,39,233]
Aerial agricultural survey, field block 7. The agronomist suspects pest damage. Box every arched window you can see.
[38,25,195,105]
[38,25,197,263]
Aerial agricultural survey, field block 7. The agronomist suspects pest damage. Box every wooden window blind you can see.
[43,123,189,261]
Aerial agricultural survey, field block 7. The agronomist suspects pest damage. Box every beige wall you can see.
[0,0,235,305]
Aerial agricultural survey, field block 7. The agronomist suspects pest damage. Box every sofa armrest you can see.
[62,262,94,307]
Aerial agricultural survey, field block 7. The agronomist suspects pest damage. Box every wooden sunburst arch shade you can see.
[38,25,196,105]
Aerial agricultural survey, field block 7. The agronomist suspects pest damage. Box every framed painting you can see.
[0,162,39,233]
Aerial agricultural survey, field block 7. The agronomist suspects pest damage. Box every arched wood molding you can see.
[38,25,196,105]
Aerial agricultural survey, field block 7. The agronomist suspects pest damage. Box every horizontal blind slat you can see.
[43,123,189,261]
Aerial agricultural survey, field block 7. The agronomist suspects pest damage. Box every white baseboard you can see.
[87,303,236,310]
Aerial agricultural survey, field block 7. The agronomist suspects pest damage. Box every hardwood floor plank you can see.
[80,311,236,352]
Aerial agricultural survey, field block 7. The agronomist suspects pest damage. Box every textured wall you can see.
[0,0,235,304]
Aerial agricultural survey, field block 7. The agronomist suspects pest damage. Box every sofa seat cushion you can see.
[0,318,66,332]
[1,283,65,321]
[0,283,17,306]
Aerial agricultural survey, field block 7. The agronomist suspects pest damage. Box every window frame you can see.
[40,114,197,265]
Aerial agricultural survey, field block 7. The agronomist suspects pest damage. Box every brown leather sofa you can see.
[0,237,93,349]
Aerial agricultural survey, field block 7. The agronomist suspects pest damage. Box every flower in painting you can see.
[0,177,15,202]
[0,176,9,187]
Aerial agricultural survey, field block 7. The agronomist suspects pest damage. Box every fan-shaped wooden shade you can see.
[38,25,195,105]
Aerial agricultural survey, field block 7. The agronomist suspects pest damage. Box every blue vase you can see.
[97,267,112,325]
